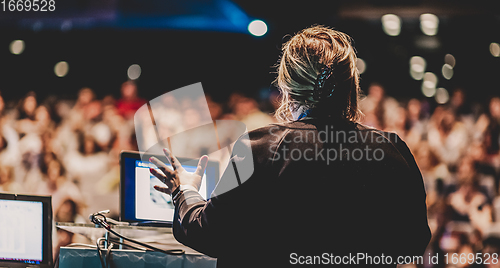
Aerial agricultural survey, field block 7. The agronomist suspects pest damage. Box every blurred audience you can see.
[360,83,500,268]
[0,80,499,267]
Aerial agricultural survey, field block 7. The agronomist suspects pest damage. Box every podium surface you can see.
[59,247,217,268]
[56,223,217,267]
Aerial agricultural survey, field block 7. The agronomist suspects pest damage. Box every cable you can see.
[89,211,185,256]
[106,218,129,226]
[107,228,184,255]
[96,238,115,268]
[67,237,156,251]
[106,242,113,267]
[107,238,147,251]
[96,238,107,268]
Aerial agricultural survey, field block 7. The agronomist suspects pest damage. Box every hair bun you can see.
[312,64,336,101]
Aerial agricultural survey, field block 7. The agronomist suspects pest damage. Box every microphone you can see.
[90,210,111,230]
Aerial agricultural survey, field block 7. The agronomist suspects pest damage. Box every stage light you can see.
[9,40,25,55]
[356,58,366,74]
[381,14,401,36]
[410,56,426,80]
[442,64,453,80]
[127,64,142,80]
[248,20,267,37]
[422,72,437,97]
[422,85,436,98]
[420,13,439,36]
[435,88,449,104]
[54,61,69,77]
[423,72,437,88]
[410,56,426,72]
[411,69,424,80]
[444,54,456,68]
[490,43,500,57]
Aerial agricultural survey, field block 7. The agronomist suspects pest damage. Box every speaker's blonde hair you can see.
[274,25,362,122]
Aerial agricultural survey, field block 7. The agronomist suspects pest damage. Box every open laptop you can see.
[120,151,219,226]
[0,193,53,268]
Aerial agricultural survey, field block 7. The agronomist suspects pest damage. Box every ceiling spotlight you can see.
[9,40,25,55]
[54,61,69,77]
[422,84,436,98]
[356,58,366,74]
[248,20,267,37]
[423,72,438,89]
[381,14,401,36]
[442,64,454,80]
[435,88,449,104]
[444,54,456,68]
[127,64,142,80]
[422,72,438,97]
[410,56,426,80]
[490,43,500,57]
[420,13,439,36]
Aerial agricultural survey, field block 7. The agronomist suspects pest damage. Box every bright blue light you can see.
[248,20,267,37]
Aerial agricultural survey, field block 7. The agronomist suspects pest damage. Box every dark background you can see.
[1,0,499,104]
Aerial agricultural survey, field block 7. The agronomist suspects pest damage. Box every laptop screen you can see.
[0,194,52,268]
[120,151,219,224]
[0,200,44,264]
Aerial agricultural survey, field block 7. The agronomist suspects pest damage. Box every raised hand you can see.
[149,148,209,195]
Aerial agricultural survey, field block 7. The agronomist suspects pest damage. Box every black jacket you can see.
[173,118,431,267]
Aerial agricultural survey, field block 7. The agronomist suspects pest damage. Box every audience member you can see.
[115,80,146,120]
[359,83,399,129]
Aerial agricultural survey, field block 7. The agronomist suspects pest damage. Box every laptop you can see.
[0,193,53,268]
[120,150,219,226]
